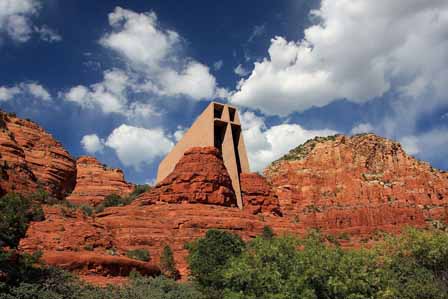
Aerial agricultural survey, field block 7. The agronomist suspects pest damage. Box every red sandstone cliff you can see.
[240,173,282,216]
[264,134,448,233]
[67,156,134,206]
[0,111,76,198]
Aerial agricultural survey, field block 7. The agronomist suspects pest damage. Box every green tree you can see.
[160,245,178,279]
[221,230,448,299]
[0,193,44,248]
[187,229,245,291]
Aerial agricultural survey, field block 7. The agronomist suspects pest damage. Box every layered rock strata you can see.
[137,147,237,207]
[19,206,159,285]
[0,111,76,198]
[240,173,282,216]
[67,156,134,206]
[265,134,448,232]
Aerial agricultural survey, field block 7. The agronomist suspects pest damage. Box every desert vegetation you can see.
[2,191,448,298]
[94,184,151,213]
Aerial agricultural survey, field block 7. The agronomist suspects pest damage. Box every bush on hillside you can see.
[96,185,151,212]
[79,205,93,217]
[0,193,44,248]
[160,245,178,279]
[261,225,274,240]
[29,188,59,205]
[126,249,150,262]
[128,184,151,200]
[103,193,128,207]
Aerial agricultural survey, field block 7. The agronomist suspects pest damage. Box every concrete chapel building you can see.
[156,102,250,209]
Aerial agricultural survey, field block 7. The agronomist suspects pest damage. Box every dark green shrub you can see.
[116,275,205,299]
[128,184,151,199]
[160,245,178,279]
[98,186,151,211]
[29,188,59,205]
[79,205,93,217]
[0,193,44,248]
[187,229,245,290]
[261,225,274,240]
[94,203,105,213]
[0,250,90,299]
[103,193,127,207]
[126,248,150,262]
[83,244,93,251]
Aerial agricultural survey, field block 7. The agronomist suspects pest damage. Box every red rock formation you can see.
[20,206,115,252]
[137,147,237,207]
[0,117,38,196]
[240,173,282,216]
[21,203,296,280]
[17,135,448,285]
[19,206,159,285]
[66,156,134,206]
[0,111,76,198]
[43,252,160,286]
[264,134,448,233]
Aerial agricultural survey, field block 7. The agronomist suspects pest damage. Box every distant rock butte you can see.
[264,134,448,231]
[66,156,134,206]
[0,111,76,198]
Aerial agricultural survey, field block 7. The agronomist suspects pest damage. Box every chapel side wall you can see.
[232,108,250,173]
[156,105,214,183]
[220,106,243,209]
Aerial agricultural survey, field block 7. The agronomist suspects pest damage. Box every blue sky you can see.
[1,0,448,184]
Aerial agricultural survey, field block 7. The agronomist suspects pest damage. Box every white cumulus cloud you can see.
[0,86,20,101]
[64,7,223,120]
[234,64,250,77]
[64,69,130,114]
[400,128,448,161]
[25,82,50,100]
[241,111,337,171]
[0,82,50,101]
[0,0,60,43]
[351,123,375,135]
[0,0,39,42]
[104,124,173,170]
[81,134,104,154]
[231,0,448,116]
[213,60,223,71]
[99,7,218,100]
